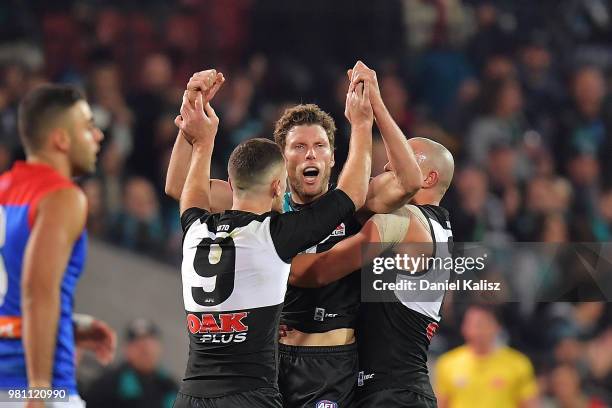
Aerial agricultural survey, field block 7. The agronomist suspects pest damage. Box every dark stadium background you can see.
[0,0,610,406]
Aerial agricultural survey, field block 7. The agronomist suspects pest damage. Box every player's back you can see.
[178,189,355,399]
[0,161,87,393]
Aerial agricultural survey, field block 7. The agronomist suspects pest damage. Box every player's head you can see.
[461,304,502,353]
[228,138,287,212]
[18,85,103,176]
[274,104,336,202]
[384,137,454,205]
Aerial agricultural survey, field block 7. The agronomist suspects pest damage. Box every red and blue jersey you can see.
[0,161,87,395]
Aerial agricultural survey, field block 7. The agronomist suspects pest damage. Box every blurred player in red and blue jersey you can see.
[0,85,115,407]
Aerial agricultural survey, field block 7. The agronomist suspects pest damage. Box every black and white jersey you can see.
[281,191,363,333]
[179,189,355,398]
[356,205,453,399]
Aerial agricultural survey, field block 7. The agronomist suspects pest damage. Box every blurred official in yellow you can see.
[435,305,538,408]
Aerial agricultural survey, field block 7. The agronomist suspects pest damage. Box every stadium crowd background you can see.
[0,0,610,406]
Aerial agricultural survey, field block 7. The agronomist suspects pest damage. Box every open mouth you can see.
[302,167,320,184]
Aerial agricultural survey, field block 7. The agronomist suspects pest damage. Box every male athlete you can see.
[289,137,455,408]
[165,62,422,407]
[0,85,115,408]
[171,73,373,407]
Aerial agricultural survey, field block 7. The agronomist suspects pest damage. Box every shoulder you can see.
[500,346,533,369]
[437,345,469,367]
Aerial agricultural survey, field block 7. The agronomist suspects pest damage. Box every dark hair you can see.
[273,104,336,152]
[465,303,502,324]
[228,138,284,191]
[18,85,85,153]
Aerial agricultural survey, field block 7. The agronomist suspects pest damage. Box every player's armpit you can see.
[289,220,382,288]
[21,187,87,387]
[364,171,416,214]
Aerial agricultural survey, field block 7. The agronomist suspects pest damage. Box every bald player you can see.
[289,137,455,408]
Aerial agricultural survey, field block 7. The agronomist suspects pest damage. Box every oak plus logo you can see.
[315,400,337,408]
[187,312,249,343]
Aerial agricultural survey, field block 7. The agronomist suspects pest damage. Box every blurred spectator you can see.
[466,2,513,71]
[402,0,473,52]
[85,319,178,408]
[558,66,612,187]
[546,364,607,408]
[466,77,526,166]
[108,176,166,258]
[435,304,539,408]
[447,166,509,242]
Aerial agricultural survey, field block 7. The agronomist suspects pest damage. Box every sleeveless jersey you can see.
[356,204,453,399]
[179,189,354,398]
[281,191,362,333]
[0,162,87,395]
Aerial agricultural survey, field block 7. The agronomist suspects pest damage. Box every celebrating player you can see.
[171,74,373,407]
[0,85,115,408]
[166,61,422,407]
[289,137,455,408]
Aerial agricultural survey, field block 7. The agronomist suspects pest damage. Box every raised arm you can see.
[336,77,374,208]
[22,187,86,389]
[165,70,228,209]
[349,62,422,213]
[176,92,219,214]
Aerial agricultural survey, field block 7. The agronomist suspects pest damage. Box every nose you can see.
[306,146,316,160]
[383,162,392,172]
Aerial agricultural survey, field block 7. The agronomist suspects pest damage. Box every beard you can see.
[290,165,332,203]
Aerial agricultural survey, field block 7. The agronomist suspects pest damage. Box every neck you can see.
[469,342,497,357]
[412,190,441,206]
[26,152,71,179]
[232,194,273,215]
[289,185,329,205]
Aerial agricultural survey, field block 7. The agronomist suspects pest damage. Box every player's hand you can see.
[75,318,116,365]
[186,70,225,105]
[175,91,219,146]
[347,60,382,109]
[345,76,373,128]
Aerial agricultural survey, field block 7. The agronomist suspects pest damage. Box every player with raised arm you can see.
[289,137,455,408]
[171,76,373,407]
[165,61,422,407]
[0,85,115,408]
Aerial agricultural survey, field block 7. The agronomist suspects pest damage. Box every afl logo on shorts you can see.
[315,401,338,408]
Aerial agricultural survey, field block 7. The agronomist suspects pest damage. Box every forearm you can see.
[180,142,214,213]
[22,286,61,387]
[373,102,421,195]
[337,124,372,208]
[165,130,192,200]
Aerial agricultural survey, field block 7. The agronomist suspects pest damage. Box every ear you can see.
[271,178,282,198]
[330,152,336,168]
[228,177,234,191]
[424,170,439,188]
[49,128,71,153]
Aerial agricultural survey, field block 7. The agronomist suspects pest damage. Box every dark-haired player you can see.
[171,77,373,407]
[0,85,115,407]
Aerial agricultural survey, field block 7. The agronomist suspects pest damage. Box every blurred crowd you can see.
[0,0,611,406]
